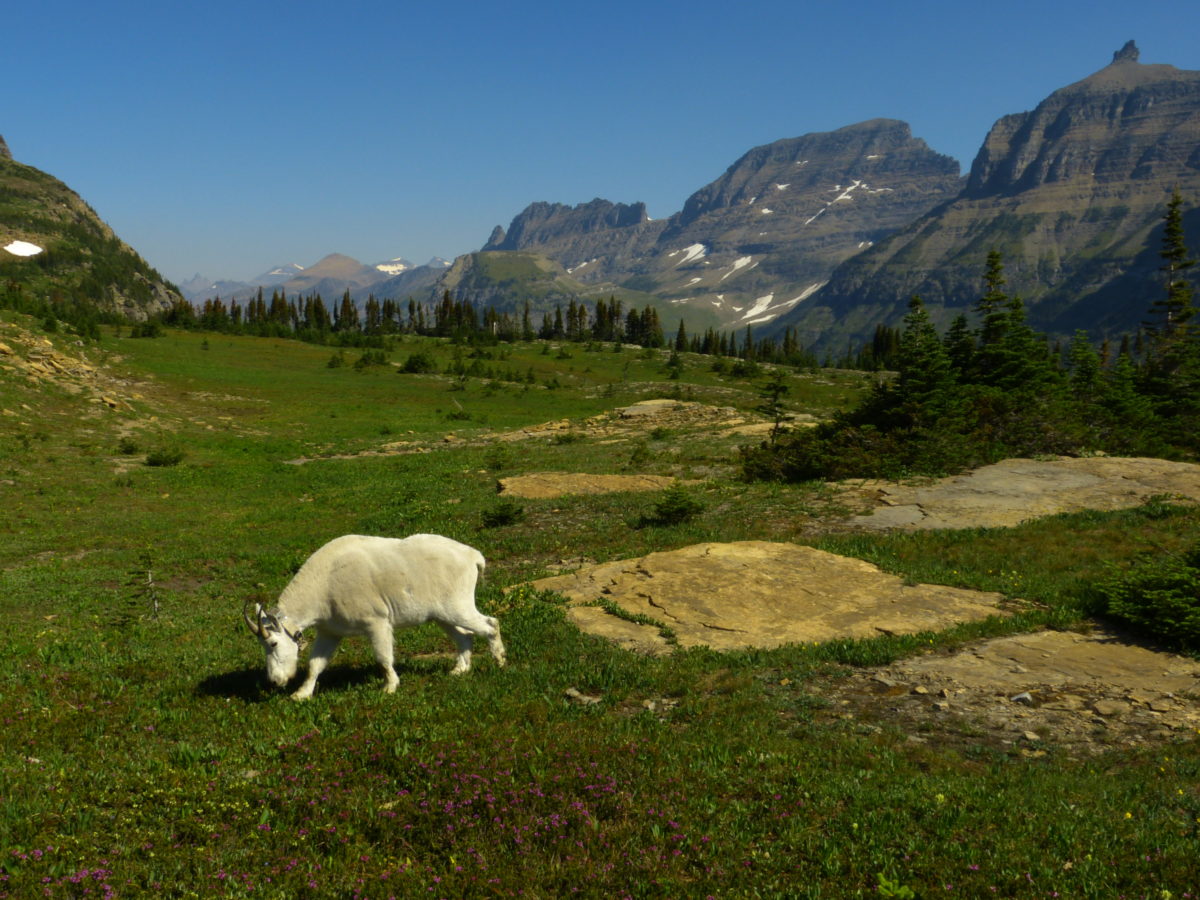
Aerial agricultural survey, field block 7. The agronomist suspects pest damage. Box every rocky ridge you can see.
[783,43,1200,349]
[481,120,962,333]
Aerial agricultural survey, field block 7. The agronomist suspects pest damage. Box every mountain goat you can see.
[243,534,505,700]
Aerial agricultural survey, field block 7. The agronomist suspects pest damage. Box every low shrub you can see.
[1097,544,1200,651]
[145,445,186,467]
[481,499,525,528]
[636,483,704,527]
[400,351,436,373]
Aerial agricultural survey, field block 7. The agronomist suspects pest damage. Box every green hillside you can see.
[0,154,180,320]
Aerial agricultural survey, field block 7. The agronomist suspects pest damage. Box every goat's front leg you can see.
[291,632,341,700]
[367,622,400,693]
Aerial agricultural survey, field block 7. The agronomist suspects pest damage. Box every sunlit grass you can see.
[1,316,1198,897]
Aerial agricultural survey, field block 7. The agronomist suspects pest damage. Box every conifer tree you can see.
[674,319,688,352]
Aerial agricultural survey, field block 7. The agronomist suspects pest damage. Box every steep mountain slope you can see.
[482,119,962,332]
[782,43,1200,348]
[0,136,180,319]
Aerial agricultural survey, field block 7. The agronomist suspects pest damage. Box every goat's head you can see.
[243,600,303,687]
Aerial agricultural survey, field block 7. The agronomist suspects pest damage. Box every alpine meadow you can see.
[5,34,1200,900]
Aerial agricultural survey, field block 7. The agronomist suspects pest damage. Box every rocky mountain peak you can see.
[784,47,1200,352]
[485,199,650,252]
[1111,40,1139,65]
[0,134,11,160]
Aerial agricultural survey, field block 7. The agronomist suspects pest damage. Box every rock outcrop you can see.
[532,541,1008,654]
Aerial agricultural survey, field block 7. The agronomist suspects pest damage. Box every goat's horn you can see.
[242,599,263,636]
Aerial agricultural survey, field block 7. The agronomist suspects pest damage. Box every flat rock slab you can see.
[847,457,1200,530]
[532,541,1007,653]
[498,472,678,499]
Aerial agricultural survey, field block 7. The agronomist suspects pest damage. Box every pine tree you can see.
[674,319,688,352]
[943,314,975,378]
[1147,189,1196,340]
[891,295,955,421]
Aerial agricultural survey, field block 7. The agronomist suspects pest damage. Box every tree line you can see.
[155,287,827,367]
[742,191,1200,480]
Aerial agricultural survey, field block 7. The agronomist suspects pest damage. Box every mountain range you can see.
[177,256,451,303]
[471,41,1200,349]
[5,42,1199,351]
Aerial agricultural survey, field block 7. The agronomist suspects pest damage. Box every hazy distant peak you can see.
[0,134,11,161]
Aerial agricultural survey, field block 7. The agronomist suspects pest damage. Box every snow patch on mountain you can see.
[668,243,708,266]
[719,256,755,282]
[375,258,413,276]
[4,240,43,257]
[740,293,775,321]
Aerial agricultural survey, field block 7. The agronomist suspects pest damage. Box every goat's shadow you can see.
[197,657,450,702]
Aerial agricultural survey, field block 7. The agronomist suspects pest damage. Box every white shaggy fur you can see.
[245,534,505,699]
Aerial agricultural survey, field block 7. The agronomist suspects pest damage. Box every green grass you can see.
[1,314,1198,898]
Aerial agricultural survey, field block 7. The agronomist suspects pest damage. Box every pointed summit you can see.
[1111,40,1139,64]
[0,134,11,160]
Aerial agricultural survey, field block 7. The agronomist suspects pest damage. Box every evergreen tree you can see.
[674,319,688,352]
[943,314,975,378]
[1142,190,1199,412]
[892,296,955,418]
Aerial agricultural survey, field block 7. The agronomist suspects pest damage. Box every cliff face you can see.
[482,119,961,331]
[783,44,1200,348]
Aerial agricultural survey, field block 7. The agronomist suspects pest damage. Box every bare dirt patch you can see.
[499,472,680,499]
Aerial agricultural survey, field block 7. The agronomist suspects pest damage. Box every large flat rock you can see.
[847,457,1200,530]
[532,541,1007,653]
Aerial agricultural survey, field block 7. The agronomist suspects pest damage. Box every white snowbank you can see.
[719,256,755,282]
[668,243,708,266]
[4,240,43,257]
[740,293,775,321]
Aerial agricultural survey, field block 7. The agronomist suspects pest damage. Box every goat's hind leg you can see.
[451,612,506,669]
[439,621,474,674]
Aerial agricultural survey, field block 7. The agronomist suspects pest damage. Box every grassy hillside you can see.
[0,156,179,319]
[1,310,1198,897]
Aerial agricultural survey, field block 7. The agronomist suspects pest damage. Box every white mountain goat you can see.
[242,534,505,699]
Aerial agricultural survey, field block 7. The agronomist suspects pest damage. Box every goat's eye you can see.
[266,641,277,651]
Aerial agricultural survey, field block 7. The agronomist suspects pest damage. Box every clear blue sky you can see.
[4,0,1198,284]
